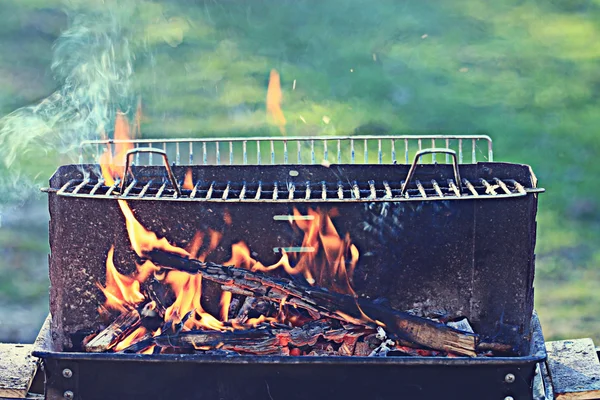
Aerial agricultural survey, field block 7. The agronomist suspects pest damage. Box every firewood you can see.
[144,279,168,318]
[145,249,479,356]
[84,309,141,352]
[127,321,371,356]
[353,341,371,356]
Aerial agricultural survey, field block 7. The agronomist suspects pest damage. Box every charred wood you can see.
[145,250,479,356]
[84,309,141,352]
[127,320,372,356]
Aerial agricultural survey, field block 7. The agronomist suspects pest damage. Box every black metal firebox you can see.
[34,314,547,400]
[36,135,547,399]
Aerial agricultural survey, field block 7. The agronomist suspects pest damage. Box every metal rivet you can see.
[504,397,514,400]
[64,390,74,400]
[505,373,516,383]
[62,368,73,378]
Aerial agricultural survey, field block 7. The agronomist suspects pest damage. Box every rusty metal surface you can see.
[47,161,540,353]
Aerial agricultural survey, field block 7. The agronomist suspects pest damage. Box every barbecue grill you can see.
[35,135,548,400]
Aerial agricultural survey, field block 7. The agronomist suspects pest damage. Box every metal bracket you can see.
[120,148,181,197]
[400,148,462,197]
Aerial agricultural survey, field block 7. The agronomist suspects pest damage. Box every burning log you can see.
[85,309,141,352]
[144,250,479,356]
[124,320,374,356]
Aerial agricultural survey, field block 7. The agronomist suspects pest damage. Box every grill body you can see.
[34,315,547,400]
[47,162,541,354]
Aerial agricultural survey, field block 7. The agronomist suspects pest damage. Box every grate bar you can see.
[273,182,278,200]
[462,179,478,196]
[216,141,221,165]
[122,179,137,197]
[448,179,461,197]
[106,180,120,196]
[57,179,76,195]
[337,182,344,199]
[432,179,444,197]
[255,182,262,200]
[481,179,497,196]
[89,180,104,195]
[383,181,392,199]
[270,141,275,165]
[240,182,246,200]
[505,179,526,194]
[368,180,377,199]
[352,181,360,199]
[257,140,261,165]
[494,178,512,195]
[138,181,152,198]
[288,182,295,200]
[190,181,200,198]
[72,178,90,194]
[155,183,166,198]
[305,181,311,200]
[222,182,230,200]
[415,180,427,198]
[206,182,214,199]
[322,181,327,200]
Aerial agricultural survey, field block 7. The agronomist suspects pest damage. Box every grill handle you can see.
[400,148,462,197]
[121,148,182,197]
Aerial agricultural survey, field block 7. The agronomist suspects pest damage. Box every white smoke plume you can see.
[0,1,142,211]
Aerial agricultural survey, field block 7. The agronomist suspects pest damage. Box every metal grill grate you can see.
[79,135,493,166]
[54,176,540,202]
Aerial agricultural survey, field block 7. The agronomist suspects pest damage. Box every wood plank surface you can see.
[546,338,600,399]
[0,344,39,399]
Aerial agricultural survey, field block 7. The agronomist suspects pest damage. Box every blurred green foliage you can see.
[0,0,599,342]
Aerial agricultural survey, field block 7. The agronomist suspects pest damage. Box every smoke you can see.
[0,1,141,212]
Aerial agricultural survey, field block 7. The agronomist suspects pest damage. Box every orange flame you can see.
[99,111,137,186]
[266,69,286,134]
[114,326,148,352]
[98,247,145,312]
[101,204,364,352]
[219,291,232,321]
[253,208,359,296]
[117,199,190,258]
[183,168,194,190]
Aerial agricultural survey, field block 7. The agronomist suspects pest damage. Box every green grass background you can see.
[0,0,599,342]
